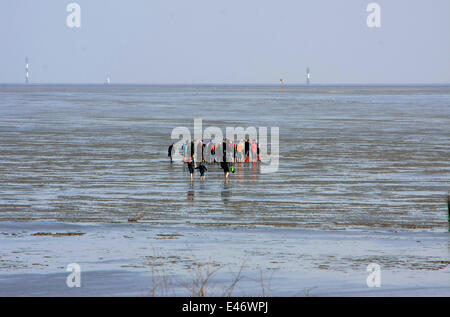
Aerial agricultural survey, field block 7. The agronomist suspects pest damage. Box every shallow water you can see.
[1,84,449,231]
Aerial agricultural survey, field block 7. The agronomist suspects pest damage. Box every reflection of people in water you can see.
[221,183,232,203]
[187,183,195,202]
[252,163,258,182]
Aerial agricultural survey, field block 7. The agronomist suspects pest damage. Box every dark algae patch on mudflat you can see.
[31,232,86,237]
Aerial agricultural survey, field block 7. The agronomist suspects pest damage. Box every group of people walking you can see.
[168,138,261,181]
[176,139,261,164]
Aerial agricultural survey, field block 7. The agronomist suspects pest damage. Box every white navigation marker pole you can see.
[306,67,310,85]
[25,57,30,84]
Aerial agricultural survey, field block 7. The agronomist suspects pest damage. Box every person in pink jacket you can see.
[251,140,257,162]
[236,141,244,162]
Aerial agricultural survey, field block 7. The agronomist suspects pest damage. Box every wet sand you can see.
[0,221,449,296]
[1,84,449,229]
[0,84,449,296]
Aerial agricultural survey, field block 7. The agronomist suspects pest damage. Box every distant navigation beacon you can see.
[25,57,30,84]
[306,67,310,85]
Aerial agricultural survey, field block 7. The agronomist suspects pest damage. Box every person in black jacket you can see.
[195,163,208,180]
[257,142,261,162]
[168,143,174,163]
[187,161,195,181]
[191,140,195,163]
[220,161,230,181]
[222,139,227,162]
[244,138,250,162]
[201,140,205,163]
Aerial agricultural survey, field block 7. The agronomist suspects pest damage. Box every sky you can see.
[1,0,449,84]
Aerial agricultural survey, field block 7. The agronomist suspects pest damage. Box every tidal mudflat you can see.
[0,84,449,296]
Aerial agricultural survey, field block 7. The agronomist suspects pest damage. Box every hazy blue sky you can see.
[1,0,449,84]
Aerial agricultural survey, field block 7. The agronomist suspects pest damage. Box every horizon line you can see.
[2,82,450,86]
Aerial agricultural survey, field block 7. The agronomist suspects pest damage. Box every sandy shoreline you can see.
[1,221,448,296]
